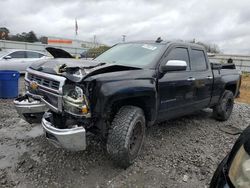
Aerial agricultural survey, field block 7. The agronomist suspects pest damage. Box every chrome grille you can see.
[28,73,60,90]
[25,68,66,113]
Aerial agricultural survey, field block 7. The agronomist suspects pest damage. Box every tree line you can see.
[0,27,220,54]
[0,27,39,43]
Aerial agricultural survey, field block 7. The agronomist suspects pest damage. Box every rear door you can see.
[157,46,196,121]
[189,48,213,109]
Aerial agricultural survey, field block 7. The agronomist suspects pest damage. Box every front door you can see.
[158,46,196,121]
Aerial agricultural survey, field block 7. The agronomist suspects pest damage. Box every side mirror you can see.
[3,55,12,60]
[161,60,187,72]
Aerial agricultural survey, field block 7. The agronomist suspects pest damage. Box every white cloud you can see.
[1,0,250,54]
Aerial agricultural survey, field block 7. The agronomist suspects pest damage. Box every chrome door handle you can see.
[207,76,213,80]
[187,77,195,81]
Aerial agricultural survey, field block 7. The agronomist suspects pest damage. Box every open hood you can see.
[46,47,73,58]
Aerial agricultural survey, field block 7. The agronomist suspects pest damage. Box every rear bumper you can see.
[42,112,86,151]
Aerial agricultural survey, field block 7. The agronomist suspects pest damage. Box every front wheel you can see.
[213,90,234,121]
[107,106,145,168]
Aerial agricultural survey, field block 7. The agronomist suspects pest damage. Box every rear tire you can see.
[107,106,145,168]
[213,90,234,121]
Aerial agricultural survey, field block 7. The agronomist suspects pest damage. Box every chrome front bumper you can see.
[14,95,47,114]
[42,112,86,151]
[14,95,48,123]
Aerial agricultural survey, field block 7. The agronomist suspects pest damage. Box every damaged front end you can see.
[14,67,92,151]
[14,59,140,151]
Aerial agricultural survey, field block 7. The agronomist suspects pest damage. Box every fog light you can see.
[81,105,88,114]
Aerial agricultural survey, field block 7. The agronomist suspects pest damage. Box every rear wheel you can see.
[213,90,234,121]
[107,106,145,168]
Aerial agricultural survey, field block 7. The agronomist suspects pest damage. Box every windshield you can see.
[95,43,165,68]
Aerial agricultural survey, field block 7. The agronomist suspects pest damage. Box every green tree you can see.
[25,31,38,42]
[8,31,38,43]
[0,27,9,40]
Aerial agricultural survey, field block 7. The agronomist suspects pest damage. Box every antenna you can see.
[93,35,96,47]
[122,35,126,42]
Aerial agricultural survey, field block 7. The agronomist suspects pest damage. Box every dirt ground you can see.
[236,73,250,104]
[0,76,250,188]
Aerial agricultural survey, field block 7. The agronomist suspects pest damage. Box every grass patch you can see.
[236,72,250,104]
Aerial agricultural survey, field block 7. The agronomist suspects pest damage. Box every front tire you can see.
[107,106,145,168]
[213,90,234,121]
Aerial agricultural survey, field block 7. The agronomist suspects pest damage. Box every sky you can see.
[1,0,250,54]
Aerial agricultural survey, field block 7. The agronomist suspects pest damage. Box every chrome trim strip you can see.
[25,78,60,94]
[26,91,43,99]
[39,88,60,97]
[26,91,60,113]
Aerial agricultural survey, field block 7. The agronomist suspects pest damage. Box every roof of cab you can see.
[118,40,205,50]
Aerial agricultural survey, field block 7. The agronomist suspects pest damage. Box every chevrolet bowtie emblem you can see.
[30,81,38,90]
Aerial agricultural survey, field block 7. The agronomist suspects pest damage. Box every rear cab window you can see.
[190,49,208,71]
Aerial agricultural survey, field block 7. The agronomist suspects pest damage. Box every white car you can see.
[0,49,48,73]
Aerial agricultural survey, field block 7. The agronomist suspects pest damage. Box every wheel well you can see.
[109,97,152,124]
[225,83,237,96]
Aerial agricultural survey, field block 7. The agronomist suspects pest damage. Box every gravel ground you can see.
[0,77,249,188]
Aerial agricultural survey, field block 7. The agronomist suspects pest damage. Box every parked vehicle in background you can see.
[210,126,250,188]
[0,49,47,73]
[14,41,241,168]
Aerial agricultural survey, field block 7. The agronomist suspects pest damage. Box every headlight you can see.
[229,145,250,187]
[63,86,90,116]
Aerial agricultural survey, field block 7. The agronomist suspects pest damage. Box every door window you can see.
[166,47,190,70]
[8,51,26,58]
[190,49,207,71]
[26,51,44,58]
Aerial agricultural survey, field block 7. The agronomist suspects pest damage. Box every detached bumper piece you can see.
[42,112,86,151]
[13,95,47,124]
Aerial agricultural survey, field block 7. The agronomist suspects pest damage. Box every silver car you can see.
[0,49,47,73]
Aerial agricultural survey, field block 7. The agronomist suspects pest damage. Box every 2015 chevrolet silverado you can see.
[14,41,241,168]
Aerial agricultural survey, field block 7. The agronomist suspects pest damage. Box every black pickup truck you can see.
[14,41,241,168]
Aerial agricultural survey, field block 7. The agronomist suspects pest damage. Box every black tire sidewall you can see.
[107,106,146,168]
[214,90,234,121]
[126,115,145,163]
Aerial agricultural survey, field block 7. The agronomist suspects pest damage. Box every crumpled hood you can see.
[29,58,141,82]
